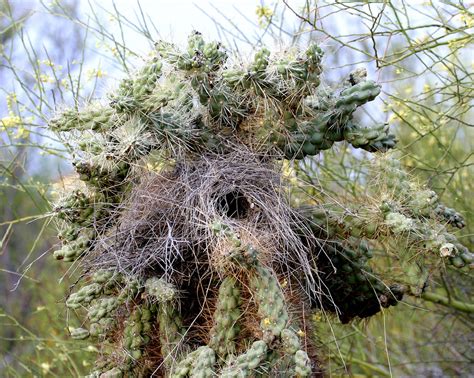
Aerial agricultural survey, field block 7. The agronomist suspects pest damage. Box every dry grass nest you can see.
[87,148,325,298]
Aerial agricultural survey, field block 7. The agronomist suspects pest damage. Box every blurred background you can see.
[1,0,472,376]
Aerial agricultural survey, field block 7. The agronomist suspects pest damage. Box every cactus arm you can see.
[294,350,312,377]
[145,277,184,367]
[220,340,268,378]
[170,346,218,378]
[249,265,289,342]
[189,346,216,378]
[209,277,242,359]
[49,106,115,132]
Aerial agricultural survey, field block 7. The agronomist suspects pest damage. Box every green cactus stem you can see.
[249,265,289,342]
[209,276,242,358]
[220,340,268,378]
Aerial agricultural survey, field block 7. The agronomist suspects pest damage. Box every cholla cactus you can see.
[49,31,472,376]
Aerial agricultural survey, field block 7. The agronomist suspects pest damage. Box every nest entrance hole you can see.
[216,190,250,219]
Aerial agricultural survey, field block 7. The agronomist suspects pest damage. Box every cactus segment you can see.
[54,189,104,226]
[110,57,163,113]
[189,346,216,378]
[335,80,381,115]
[145,277,178,302]
[220,340,268,378]
[53,230,93,262]
[209,277,242,358]
[123,305,153,362]
[73,159,129,189]
[434,204,465,229]
[294,350,311,377]
[344,122,397,152]
[66,283,102,309]
[145,278,183,364]
[249,265,289,342]
[281,329,301,355]
[50,106,115,132]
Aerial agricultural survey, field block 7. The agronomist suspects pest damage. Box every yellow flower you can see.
[87,68,107,80]
[41,59,54,67]
[256,5,274,28]
[110,46,119,57]
[312,312,323,322]
[458,11,474,28]
[38,73,54,83]
[16,125,30,139]
[61,78,70,88]
[1,115,20,128]
[263,317,272,326]
[6,93,17,107]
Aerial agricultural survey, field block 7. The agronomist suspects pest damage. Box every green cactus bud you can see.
[171,348,201,378]
[460,251,474,265]
[187,30,206,56]
[203,41,227,71]
[407,189,438,217]
[222,69,248,88]
[158,301,183,367]
[54,232,92,262]
[54,189,105,226]
[89,317,115,338]
[122,305,153,364]
[73,159,129,188]
[110,57,163,113]
[57,225,81,242]
[92,269,116,284]
[449,256,465,268]
[88,297,120,323]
